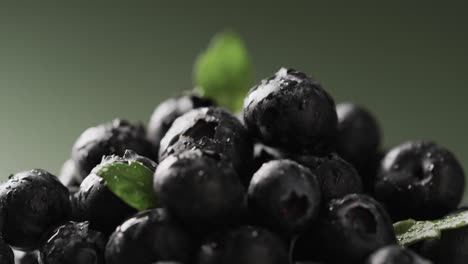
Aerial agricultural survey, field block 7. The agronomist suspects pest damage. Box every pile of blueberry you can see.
[0,68,465,264]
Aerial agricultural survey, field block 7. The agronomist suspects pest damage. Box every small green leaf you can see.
[394,210,468,246]
[94,161,157,211]
[194,31,253,112]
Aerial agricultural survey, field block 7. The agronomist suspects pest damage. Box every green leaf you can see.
[94,160,157,211]
[193,31,253,112]
[394,210,468,246]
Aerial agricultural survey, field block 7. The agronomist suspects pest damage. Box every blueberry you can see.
[147,94,215,154]
[336,103,381,173]
[318,194,396,263]
[105,208,192,264]
[14,251,38,264]
[366,245,431,264]
[154,149,245,231]
[39,221,106,264]
[74,151,156,235]
[419,208,468,264]
[0,169,71,250]
[74,175,135,236]
[247,160,321,235]
[293,153,363,202]
[59,159,81,193]
[252,143,286,172]
[159,107,253,185]
[243,68,337,155]
[374,141,465,220]
[0,238,14,264]
[72,119,153,179]
[198,226,288,264]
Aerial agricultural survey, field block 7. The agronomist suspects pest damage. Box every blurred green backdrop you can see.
[0,2,467,198]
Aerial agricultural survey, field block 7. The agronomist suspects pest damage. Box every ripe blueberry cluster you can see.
[0,68,465,264]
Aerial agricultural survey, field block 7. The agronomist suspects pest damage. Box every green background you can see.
[0,2,467,199]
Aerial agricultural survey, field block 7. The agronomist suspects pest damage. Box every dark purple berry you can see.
[39,221,106,264]
[198,226,288,264]
[154,150,245,231]
[72,119,153,179]
[318,194,396,263]
[159,107,253,185]
[74,151,156,235]
[293,153,363,202]
[252,143,286,172]
[248,160,321,235]
[375,141,465,220]
[336,103,381,172]
[0,169,71,250]
[147,93,215,155]
[105,209,192,264]
[243,68,337,155]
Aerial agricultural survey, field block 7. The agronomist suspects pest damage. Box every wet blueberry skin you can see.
[366,245,432,264]
[0,169,71,251]
[198,226,289,264]
[73,151,156,236]
[247,159,321,236]
[293,153,363,203]
[336,103,381,173]
[374,141,465,221]
[147,94,215,155]
[243,68,338,155]
[0,238,14,264]
[317,194,396,264]
[159,107,253,185]
[154,149,246,232]
[106,208,192,264]
[74,174,137,236]
[72,119,153,179]
[39,221,106,264]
